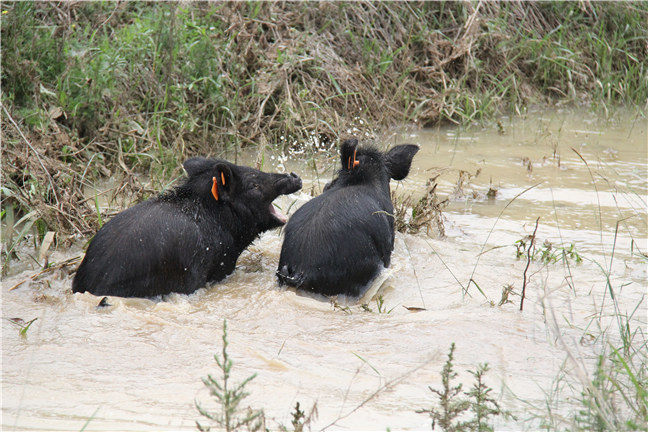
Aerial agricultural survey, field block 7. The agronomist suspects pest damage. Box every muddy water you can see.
[2,109,646,431]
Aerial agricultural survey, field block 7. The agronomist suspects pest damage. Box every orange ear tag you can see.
[348,149,360,170]
[221,172,226,186]
[211,177,219,201]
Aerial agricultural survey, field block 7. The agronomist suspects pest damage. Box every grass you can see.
[570,260,648,430]
[1,1,647,242]
[1,205,38,273]
[361,294,395,314]
[529,295,648,431]
[6,317,38,338]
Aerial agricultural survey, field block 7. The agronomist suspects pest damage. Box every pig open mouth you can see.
[73,157,303,298]
[269,202,288,224]
[267,172,301,225]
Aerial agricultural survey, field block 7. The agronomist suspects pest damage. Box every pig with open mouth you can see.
[73,157,302,298]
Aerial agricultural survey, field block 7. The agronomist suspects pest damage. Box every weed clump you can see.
[289,402,306,432]
[464,364,513,432]
[281,401,316,432]
[417,343,470,431]
[570,346,648,432]
[514,237,583,264]
[196,320,264,432]
[417,343,512,431]
[394,177,449,237]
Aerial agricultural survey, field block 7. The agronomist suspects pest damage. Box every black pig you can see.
[277,139,418,297]
[73,157,302,297]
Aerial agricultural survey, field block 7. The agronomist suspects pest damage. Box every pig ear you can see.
[340,138,359,170]
[183,157,214,177]
[385,144,419,180]
[210,163,233,202]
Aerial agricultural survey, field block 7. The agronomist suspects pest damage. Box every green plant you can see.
[418,344,513,431]
[7,317,38,338]
[360,295,395,314]
[195,320,264,432]
[417,343,470,431]
[94,194,103,228]
[569,340,648,431]
[331,300,352,315]
[514,237,583,265]
[1,205,40,274]
[289,402,305,432]
[464,364,514,431]
[393,177,448,237]
[497,284,515,307]
[563,242,583,263]
[574,355,612,432]
[375,294,395,314]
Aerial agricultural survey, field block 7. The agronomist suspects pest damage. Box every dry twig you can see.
[520,217,540,311]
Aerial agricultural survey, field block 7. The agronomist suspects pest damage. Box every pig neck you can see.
[333,173,391,200]
[162,187,263,254]
[224,201,264,246]
[199,197,263,249]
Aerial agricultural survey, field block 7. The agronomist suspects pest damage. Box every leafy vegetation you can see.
[464,364,513,432]
[1,1,646,240]
[417,343,471,431]
[6,317,39,338]
[515,237,583,264]
[196,320,264,432]
[417,343,512,431]
[393,176,449,237]
[286,402,307,432]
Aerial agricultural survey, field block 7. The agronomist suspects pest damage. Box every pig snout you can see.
[276,172,302,195]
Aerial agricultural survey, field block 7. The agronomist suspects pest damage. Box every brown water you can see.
[2,109,647,431]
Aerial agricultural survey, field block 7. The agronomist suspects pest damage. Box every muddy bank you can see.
[2,2,647,236]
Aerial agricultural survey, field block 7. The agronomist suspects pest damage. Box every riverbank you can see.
[2,1,647,236]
